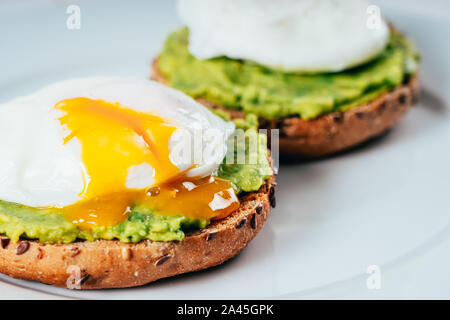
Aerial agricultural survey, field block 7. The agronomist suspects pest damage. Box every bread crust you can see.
[0,176,276,289]
[151,58,420,158]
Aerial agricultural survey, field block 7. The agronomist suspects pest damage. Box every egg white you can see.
[178,0,390,73]
[0,77,234,208]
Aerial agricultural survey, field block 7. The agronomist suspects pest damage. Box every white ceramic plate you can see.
[0,0,449,300]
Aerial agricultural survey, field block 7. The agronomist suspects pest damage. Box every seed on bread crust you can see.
[206,231,218,242]
[121,247,132,260]
[66,268,90,290]
[250,214,257,229]
[16,241,30,255]
[355,111,365,119]
[399,94,407,104]
[0,237,10,249]
[69,246,81,257]
[378,102,387,114]
[155,255,171,266]
[269,187,276,208]
[255,203,264,215]
[37,248,45,260]
[236,218,247,229]
[332,113,344,123]
[79,273,90,286]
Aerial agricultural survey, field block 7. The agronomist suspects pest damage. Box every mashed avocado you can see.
[158,28,420,120]
[0,201,207,243]
[0,130,272,244]
[217,129,272,193]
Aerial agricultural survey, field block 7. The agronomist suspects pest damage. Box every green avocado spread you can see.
[0,130,272,244]
[158,28,420,120]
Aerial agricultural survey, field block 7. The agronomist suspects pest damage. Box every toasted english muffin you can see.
[0,174,276,289]
[152,58,419,158]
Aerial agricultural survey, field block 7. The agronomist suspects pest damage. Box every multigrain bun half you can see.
[152,59,420,158]
[0,175,276,289]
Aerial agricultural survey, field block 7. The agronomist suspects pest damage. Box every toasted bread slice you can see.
[152,58,419,158]
[0,175,275,289]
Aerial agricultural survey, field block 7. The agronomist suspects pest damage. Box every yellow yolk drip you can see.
[141,176,240,221]
[54,97,239,229]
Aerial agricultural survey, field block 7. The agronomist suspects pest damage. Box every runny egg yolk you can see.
[54,97,239,229]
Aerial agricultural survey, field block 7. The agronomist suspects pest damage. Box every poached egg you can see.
[0,78,238,228]
[178,0,390,73]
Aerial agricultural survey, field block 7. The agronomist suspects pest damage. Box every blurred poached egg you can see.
[178,0,390,73]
